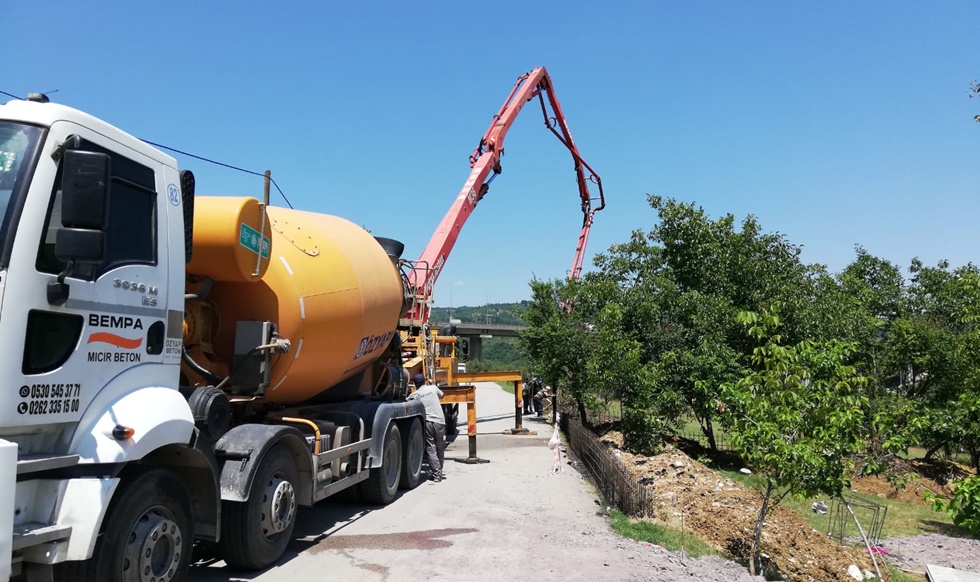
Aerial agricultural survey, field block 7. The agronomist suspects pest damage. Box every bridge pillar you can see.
[468,336,483,361]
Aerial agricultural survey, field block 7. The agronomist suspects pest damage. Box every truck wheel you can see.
[53,468,192,582]
[360,423,401,504]
[219,444,298,570]
[399,418,424,490]
[443,403,459,435]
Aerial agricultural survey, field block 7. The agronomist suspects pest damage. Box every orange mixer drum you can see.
[187,198,405,404]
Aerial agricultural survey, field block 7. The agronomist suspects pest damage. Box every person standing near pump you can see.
[533,380,546,417]
[408,373,447,482]
[522,380,533,415]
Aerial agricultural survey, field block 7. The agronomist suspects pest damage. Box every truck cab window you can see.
[37,139,157,278]
[0,123,44,268]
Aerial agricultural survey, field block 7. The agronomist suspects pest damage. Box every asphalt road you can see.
[188,382,756,582]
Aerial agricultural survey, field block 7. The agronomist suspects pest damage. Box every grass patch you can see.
[675,416,734,450]
[887,565,926,582]
[715,468,961,539]
[597,399,622,417]
[904,446,970,466]
[607,509,722,558]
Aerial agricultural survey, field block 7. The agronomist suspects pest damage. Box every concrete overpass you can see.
[431,321,525,361]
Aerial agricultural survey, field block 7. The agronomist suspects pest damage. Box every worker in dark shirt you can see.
[532,380,544,417]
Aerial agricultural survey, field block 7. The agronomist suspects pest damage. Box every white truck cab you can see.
[0,97,199,581]
[0,96,428,582]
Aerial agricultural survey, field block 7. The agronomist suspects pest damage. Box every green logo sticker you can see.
[239,224,270,259]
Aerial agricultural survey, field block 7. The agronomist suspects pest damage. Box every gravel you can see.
[884,533,980,575]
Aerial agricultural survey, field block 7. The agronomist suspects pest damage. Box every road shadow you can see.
[919,519,976,538]
[188,488,426,581]
[475,413,517,424]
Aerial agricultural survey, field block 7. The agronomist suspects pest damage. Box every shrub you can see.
[928,475,980,534]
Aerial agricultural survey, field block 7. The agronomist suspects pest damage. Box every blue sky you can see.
[7,1,979,308]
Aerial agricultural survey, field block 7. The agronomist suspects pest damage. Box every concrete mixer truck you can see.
[0,67,604,582]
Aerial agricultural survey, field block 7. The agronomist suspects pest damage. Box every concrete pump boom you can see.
[404,66,605,324]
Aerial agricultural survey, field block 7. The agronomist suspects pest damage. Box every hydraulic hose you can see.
[181,348,224,386]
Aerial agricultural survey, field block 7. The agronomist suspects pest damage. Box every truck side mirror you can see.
[56,149,110,261]
[48,150,111,305]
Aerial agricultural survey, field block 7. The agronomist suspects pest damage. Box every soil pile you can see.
[599,432,879,582]
[851,458,973,505]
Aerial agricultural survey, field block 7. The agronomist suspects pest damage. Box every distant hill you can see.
[430,302,526,326]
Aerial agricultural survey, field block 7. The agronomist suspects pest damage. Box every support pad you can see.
[502,428,536,435]
[451,456,491,465]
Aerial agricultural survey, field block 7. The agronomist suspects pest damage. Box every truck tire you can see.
[219,444,298,570]
[360,423,401,504]
[53,468,192,582]
[443,403,459,435]
[399,418,424,490]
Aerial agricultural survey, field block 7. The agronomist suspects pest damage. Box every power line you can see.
[0,89,57,100]
[141,139,293,209]
[0,89,294,210]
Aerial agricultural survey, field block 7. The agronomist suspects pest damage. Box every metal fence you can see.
[828,494,887,548]
[677,431,733,452]
[560,411,654,517]
[555,396,740,517]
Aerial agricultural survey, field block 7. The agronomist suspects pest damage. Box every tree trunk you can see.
[749,481,775,578]
[551,385,559,425]
[696,414,718,451]
[576,397,590,429]
[702,419,717,452]
[924,440,948,461]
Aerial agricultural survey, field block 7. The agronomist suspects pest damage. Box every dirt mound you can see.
[603,434,879,582]
[850,458,974,505]
[850,475,935,505]
[909,458,974,486]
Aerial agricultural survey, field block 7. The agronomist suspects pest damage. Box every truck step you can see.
[12,523,72,551]
[17,454,80,476]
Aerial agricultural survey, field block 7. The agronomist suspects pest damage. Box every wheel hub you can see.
[122,508,182,582]
[261,474,296,539]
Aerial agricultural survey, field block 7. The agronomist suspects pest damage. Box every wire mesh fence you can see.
[828,494,888,548]
[676,431,734,451]
[557,394,891,562]
[560,407,654,517]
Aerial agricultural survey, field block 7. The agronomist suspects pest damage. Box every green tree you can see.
[520,278,595,422]
[721,310,867,577]
[834,248,906,467]
[879,260,980,465]
[942,270,980,467]
[930,475,980,534]
[590,196,830,450]
[520,275,684,451]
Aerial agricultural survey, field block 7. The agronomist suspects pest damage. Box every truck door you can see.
[0,122,173,432]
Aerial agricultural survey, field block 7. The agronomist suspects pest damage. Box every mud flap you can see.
[215,424,313,506]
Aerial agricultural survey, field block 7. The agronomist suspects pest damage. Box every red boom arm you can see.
[405,67,605,323]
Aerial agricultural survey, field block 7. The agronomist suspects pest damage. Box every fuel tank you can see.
[185,197,405,404]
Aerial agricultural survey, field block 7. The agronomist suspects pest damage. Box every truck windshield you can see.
[0,122,43,255]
